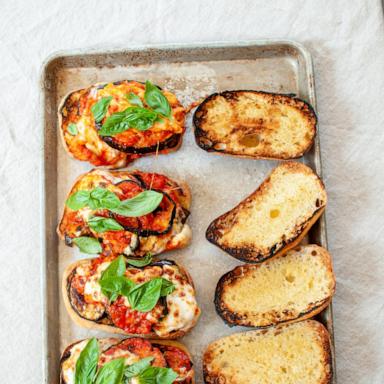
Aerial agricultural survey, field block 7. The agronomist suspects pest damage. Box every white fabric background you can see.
[0,0,383,382]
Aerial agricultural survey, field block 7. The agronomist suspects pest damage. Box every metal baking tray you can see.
[41,40,336,383]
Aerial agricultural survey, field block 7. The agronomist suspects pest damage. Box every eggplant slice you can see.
[112,180,177,237]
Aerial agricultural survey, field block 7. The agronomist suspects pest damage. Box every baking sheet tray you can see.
[41,40,336,383]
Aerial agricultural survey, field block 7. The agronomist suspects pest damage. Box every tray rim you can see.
[40,39,336,383]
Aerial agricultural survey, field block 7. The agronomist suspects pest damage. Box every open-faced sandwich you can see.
[63,256,200,338]
[193,90,316,160]
[59,80,186,168]
[215,244,335,328]
[203,320,332,384]
[61,337,194,384]
[58,169,191,258]
[206,161,327,263]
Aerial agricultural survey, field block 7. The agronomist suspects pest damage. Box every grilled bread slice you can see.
[215,245,335,328]
[206,162,327,263]
[193,90,316,159]
[60,338,195,384]
[203,320,332,384]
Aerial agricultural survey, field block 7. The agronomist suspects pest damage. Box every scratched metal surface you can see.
[41,41,336,383]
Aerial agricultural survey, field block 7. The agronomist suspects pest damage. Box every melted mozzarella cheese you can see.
[154,265,200,337]
[83,261,110,303]
[61,340,89,384]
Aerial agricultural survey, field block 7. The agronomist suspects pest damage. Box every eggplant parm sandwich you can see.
[58,169,192,258]
[63,256,200,338]
[59,80,186,168]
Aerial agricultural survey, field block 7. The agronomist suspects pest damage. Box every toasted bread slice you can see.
[203,320,332,384]
[193,90,316,159]
[215,245,335,328]
[60,338,195,384]
[206,162,327,263]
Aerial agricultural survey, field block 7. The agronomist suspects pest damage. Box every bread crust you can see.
[193,90,317,160]
[203,320,332,384]
[215,244,336,328]
[58,81,185,169]
[57,169,192,256]
[62,258,200,339]
[60,338,195,384]
[206,162,327,263]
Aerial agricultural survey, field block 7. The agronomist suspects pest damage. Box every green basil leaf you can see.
[160,278,175,297]
[88,216,124,233]
[137,366,178,384]
[91,96,113,123]
[89,188,121,210]
[127,278,163,312]
[127,92,144,107]
[123,357,154,379]
[99,107,158,136]
[66,190,91,211]
[100,255,126,281]
[110,191,163,217]
[68,123,78,135]
[75,338,99,384]
[73,237,102,254]
[126,253,153,267]
[100,276,134,302]
[144,81,171,118]
[95,358,125,384]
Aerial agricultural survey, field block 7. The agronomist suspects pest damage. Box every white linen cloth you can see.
[0,0,383,382]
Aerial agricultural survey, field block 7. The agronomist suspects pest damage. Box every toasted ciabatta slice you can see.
[63,257,200,339]
[203,320,332,384]
[58,169,192,258]
[206,162,327,263]
[215,244,335,328]
[61,337,194,384]
[59,80,186,168]
[193,90,316,160]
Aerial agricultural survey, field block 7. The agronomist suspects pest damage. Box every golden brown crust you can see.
[62,258,200,339]
[60,338,195,384]
[203,320,332,384]
[206,162,327,263]
[58,80,186,169]
[194,90,317,160]
[57,169,192,257]
[215,245,335,328]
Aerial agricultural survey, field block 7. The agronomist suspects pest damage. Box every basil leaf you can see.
[127,278,163,312]
[68,123,78,135]
[94,358,125,384]
[99,107,158,136]
[100,255,126,281]
[88,216,124,233]
[144,81,171,118]
[75,338,99,384]
[100,276,134,302]
[73,237,102,254]
[126,253,152,267]
[89,188,121,210]
[123,357,154,379]
[137,366,178,384]
[160,278,175,297]
[66,190,91,211]
[110,191,163,217]
[91,96,113,123]
[127,93,144,107]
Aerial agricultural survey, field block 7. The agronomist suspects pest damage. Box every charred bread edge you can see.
[62,258,200,339]
[193,90,317,160]
[207,205,325,264]
[58,81,185,167]
[214,245,335,328]
[56,168,192,244]
[60,338,195,384]
[202,319,332,384]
